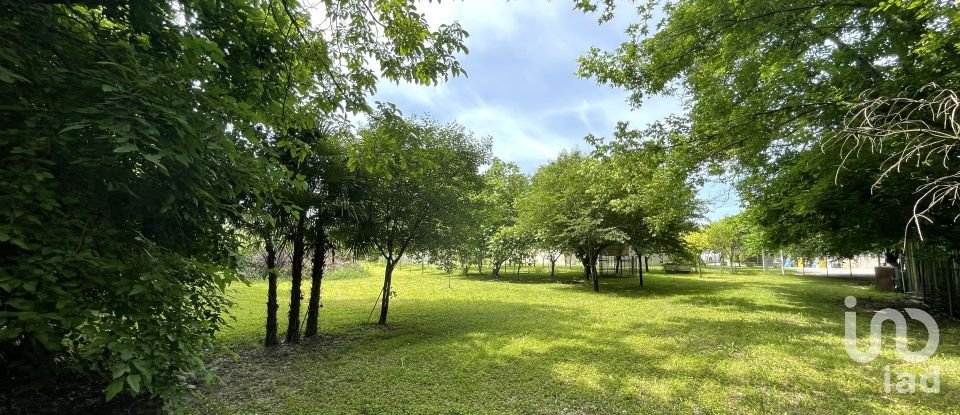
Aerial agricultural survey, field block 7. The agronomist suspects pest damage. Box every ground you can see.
[189,263,959,414]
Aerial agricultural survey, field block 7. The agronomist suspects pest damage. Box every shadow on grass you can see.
[194,264,960,414]
[198,289,959,414]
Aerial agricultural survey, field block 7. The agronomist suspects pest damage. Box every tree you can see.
[518,152,626,290]
[562,214,628,291]
[347,110,490,325]
[576,0,960,235]
[587,131,702,285]
[0,0,467,407]
[740,143,960,265]
[287,125,360,340]
[684,229,709,277]
[703,216,747,273]
[531,230,565,278]
[487,225,533,279]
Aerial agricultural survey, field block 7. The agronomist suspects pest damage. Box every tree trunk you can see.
[305,227,326,338]
[550,257,556,278]
[591,252,600,292]
[761,250,767,273]
[696,251,703,278]
[580,255,591,281]
[729,248,735,274]
[644,255,649,272]
[780,249,785,275]
[286,215,306,343]
[492,260,503,278]
[265,238,279,347]
[477,257,483,275]
[634,249,644,287]
[378,259,396,325]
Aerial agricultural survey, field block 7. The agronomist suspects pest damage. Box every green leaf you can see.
[114,143,138,153]
[127,374,141,394]
[144,153,164,167]
[58,123,88,135]
[105,378,124,401]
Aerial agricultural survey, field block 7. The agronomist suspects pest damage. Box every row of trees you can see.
[1,2,705,408]
[473,137,702,291]
[0,0,470,410]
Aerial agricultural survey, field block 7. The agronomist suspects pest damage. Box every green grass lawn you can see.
[189,263,959,414]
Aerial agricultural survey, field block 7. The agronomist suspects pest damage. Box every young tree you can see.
[588,132,702,285]
[684,229,709,278]
[347,111,490,325]
[531,229,565,278]
[703,215,759,273]
[487,226,533,279]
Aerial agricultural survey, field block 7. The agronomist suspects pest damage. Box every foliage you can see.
[487,225,533,278]
[702,216,746,270]
[347,110,490,324]
[0,0,467,408]
[576,0,960,248]
[461,159,530,274]
[517,152,625,279]
[589,130,701,259]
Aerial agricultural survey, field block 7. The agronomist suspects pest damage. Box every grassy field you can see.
[189,262,959,414]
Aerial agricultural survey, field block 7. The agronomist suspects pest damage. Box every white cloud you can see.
[454,104,569,165]
[416,0,565,50]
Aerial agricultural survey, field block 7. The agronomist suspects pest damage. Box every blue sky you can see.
[370,1,740,220]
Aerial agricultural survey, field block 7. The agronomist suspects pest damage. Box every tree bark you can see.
[378,259,396,325]
[633,249,644,288]
[265,238,279,347]
[492,260,504,278]
[549,257,556,278]
[696,251,703,278]
[780,249,785,275]
[286,214,306,343]
[305,227,326,338]
[644,255,650,272]
[586,247,599,292]
[579,254,591,281]
[729,248,736,274]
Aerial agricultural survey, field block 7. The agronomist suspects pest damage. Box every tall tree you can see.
[347,110,490,325]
